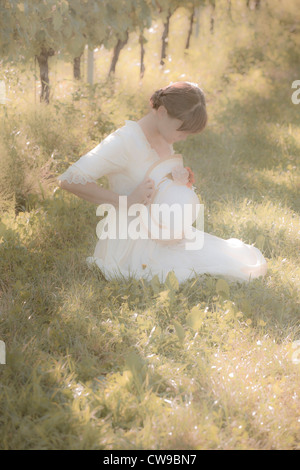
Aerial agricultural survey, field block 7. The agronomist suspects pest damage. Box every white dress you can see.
[57,120,268,285]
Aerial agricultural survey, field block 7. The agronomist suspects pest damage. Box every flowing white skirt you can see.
[86,214,268,285]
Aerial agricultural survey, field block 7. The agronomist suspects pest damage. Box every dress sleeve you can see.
[57,132,128,185]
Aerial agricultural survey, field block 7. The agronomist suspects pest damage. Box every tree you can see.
[108,29,130,76]
[246,0,261,10]
[210,0,216,34]
[139,32,146,79]
[73,52,83,80]
[227,0,232,20]
[66,0,111,84]
[0,1,84,103]
[255,0,261,9]
[184,1,206,50]
[107,0,152,78]
[160,8,172,65]
[87,47,94,85]
[36,46,55,103]
[133,0,153,79]
[152,0,181,66]
[194,5,202,37]
[0,1,113,101]
[185,7,195,50]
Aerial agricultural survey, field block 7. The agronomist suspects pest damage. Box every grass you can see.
[0,0,299,450]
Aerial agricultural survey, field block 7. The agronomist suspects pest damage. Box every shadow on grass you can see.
[0,175,298,388]
[179,82,300,216]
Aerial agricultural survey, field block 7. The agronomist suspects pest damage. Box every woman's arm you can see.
[58,180,122,209]
[58,176,155,208]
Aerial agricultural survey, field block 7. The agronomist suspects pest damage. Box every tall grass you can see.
[0,0,299,449]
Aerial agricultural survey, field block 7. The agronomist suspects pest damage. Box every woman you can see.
[57,81,268,284]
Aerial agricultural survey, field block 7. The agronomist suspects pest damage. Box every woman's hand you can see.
[128,176,156,207]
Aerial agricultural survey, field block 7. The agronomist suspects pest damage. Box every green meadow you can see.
[0,2,299,450]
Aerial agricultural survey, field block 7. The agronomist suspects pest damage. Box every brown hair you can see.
[149,81,207,133]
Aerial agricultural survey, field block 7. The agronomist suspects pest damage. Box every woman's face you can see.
[155,106,191,144]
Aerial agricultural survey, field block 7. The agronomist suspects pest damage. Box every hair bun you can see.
[150,89,165,109]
